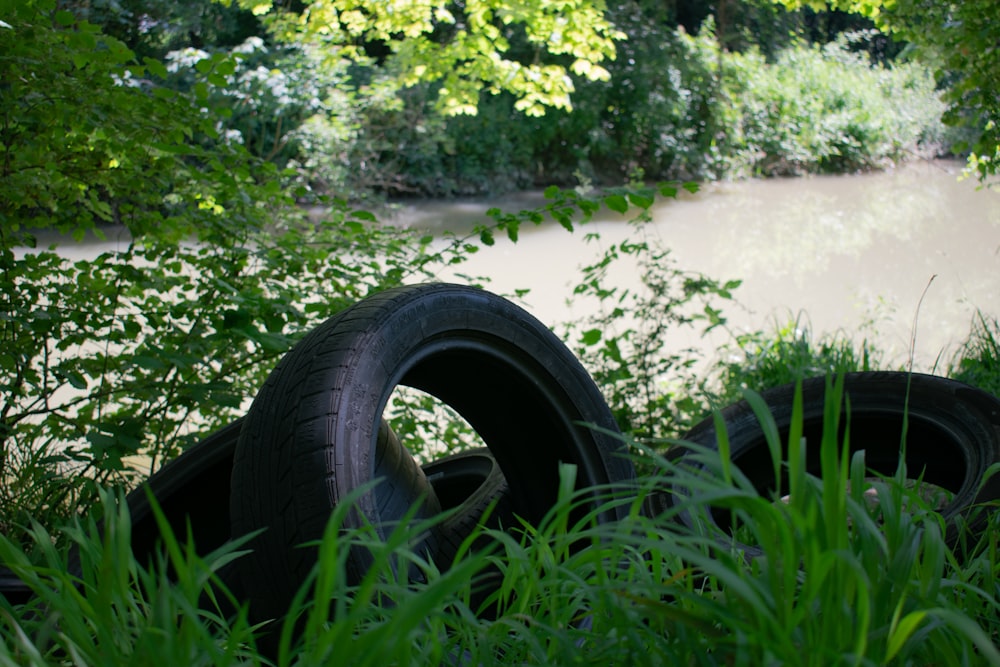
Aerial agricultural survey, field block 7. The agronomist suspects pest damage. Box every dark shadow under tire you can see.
[674,372,1000,551]
[230,283,634,624]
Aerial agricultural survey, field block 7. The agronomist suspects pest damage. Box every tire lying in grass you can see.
[128,418,243,570]
[671,372,1000,552]
[422,447,514,614]
[0,567,33,606]
[231,283,634,624]
[422,447,514,569]
[0,420,245,608]
[128,418,250,616]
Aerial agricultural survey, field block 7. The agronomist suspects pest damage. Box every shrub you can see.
[0,3,487,536]
[722,35,947,177]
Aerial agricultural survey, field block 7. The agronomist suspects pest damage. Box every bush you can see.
[722,34,947,177]
[565,229,741,441]
[519,12,726,186]
[376,25,949,195]
[0,3,488,536]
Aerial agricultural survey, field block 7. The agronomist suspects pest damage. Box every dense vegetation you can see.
[2,0,999,662]
[8,0,966,201]
[2,0,998,542]
[3,374,1000,665]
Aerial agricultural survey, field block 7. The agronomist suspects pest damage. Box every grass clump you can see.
[2,378,997,665]
[670,376,1000,664]
[714,316,882,405]
[0,489,259,666]
[948,311,1000,400]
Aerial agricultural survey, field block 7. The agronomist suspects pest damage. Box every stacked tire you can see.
[229,283,636,625]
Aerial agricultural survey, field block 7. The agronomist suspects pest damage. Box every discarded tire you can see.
[422,447,514,569]
[1,419,245,608]
[127,419,247,613]
[128,419,243,566]
[231,283,634,623]
[0,566,32,606]
[674,372,1000,550]
[422,447,514,614]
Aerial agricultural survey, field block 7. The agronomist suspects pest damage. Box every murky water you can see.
[389,160,1000,372]
[26,160,999,373]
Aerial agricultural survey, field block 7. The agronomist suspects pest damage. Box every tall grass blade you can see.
[741,388,783,497]
[885,609,928,661]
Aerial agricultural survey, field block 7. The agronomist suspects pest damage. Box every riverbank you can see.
[389,160,1000,374]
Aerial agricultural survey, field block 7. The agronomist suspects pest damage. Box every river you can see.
[27,160,1000,374]
[388,160,1000,373]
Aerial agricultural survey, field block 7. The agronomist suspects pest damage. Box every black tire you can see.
[422,447,514,616]
[2,420,245,608]
[127,419,246,615]
[421,447,514,568]
[128,419,242,566]
[673,372,1000,550]
[0,568,33,606]
[231,283,633,623]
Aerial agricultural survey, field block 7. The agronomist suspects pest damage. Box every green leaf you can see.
[628,192,654,209]
[604,194,628,214]
[351,210,377,222]
[506,223,519,243]
[580,329,602,345]
[132,354,166,370]
[223,309,252,330]
[86,431,116,451]
[65,371,88,390]
[215,58,237,76]
[54,10,75,26]
[211,391,244,408]
[479,228,495,246]
[143,57,168,80]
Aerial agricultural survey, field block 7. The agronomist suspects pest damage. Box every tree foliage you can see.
[0,0,479,534]
[775,0,1000,181]
[0,0,986,540]
[227,0,624,116]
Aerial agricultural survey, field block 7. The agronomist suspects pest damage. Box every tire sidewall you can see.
[678,372,1000,544]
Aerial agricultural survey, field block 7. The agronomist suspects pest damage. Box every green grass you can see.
[948,311,1000,400]
[713,315,882,405]
[2,379,998,665]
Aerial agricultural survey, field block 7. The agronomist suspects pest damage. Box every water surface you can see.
[392,160,1000,372]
